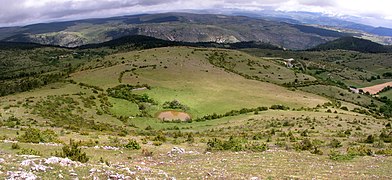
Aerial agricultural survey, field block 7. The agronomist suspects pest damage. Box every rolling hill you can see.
[0,31,392,179]
[311,36,392,53]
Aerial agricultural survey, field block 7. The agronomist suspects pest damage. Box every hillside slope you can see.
[311,36,391,53]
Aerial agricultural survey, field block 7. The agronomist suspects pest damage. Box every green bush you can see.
[206,137,268,152]
[18,128,58,143]
[329,139,343,148]
[153,134,167,142]
[17,148,42,156]
[329,150,355,161]
[55,139,89,163]
[270,105,290,110]
[11,143,20,150]
[295,138,313,151]
[375,149,392,156]
[124,139,141,150]
[380,131,392,143]
[163,100,189,111]
[245,142,268,152]
[347,145,373,156]
[364,135,375,144]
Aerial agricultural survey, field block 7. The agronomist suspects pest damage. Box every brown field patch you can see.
[360,82,392,94]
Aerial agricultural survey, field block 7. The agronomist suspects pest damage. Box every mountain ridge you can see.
[0,12,347,50]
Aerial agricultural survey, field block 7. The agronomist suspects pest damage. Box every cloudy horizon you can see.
[1,0,391,28]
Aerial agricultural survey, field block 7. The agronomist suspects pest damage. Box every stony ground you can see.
[1,142,392,180]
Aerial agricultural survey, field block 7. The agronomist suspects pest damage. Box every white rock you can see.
[45,157,60,164]
[3,140,18,143]
[70,172,78,176]
[135,166,151,172]
[0,158,5,164]
[158,170,168,178]
[89,168,97,174]
[109,173,125,179]
[45,157,78,167]
[7,170,37,180]
[21,159,35,166]
[31,164,51,172]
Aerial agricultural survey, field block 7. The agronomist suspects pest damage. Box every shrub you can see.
[55,139,89,163]
[153,141,163,146]
[17,148,42,156]
[11,143,20,150]
[340,106,349,111]
[245,142,268,152]
[295,138,313,151]
[329,150,355,161]
[18,128,58,143]
[124,139,141,150]
[270,105,290,110]
[380,131,392,143]
[163,100,189,111]
[142,149,153,157]
[329,139,343,148]
[364,135,375,144]
[375,149,392,156]
[347,145,373,156]
[311,147,323,155]
[206,137,244,152]
[153,134,167,142]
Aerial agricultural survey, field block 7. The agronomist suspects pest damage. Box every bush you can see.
[347,145,373,156]
[364,135,375,144]
[18,128,58,143]
[142,149,153,157]
[329,150,355,161]
[295,138,313,151]
[17,148,42,156]
[380,131,392,143]
[245,142,268,152]
[340,106,349,111]
[311,147,324,155]
[206,137,244,152]
[330,139,343,148]
[270,105,290,110]
[375,149,392,156]
[124,139,141,150]
[55,139,89,163]
[11,143,20,150]
[153,134,167,142]
[163,100,189,111]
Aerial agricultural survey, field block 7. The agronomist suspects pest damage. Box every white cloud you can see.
[0,0,391,27]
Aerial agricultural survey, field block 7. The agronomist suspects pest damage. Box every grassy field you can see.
[242,48,392,88]
[71,47,327,117]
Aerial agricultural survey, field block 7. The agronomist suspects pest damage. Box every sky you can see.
[0,0,392,28]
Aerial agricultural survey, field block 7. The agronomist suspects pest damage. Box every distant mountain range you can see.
[1,12,391,50]
[230,10,392,45]
[233,10,392,35]
[0,13,351,50]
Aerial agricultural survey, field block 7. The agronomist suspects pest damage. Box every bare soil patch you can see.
[360,82,392,94]
[158,111,191,121]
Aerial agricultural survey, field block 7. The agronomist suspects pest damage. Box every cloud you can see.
[0,0,391,27]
